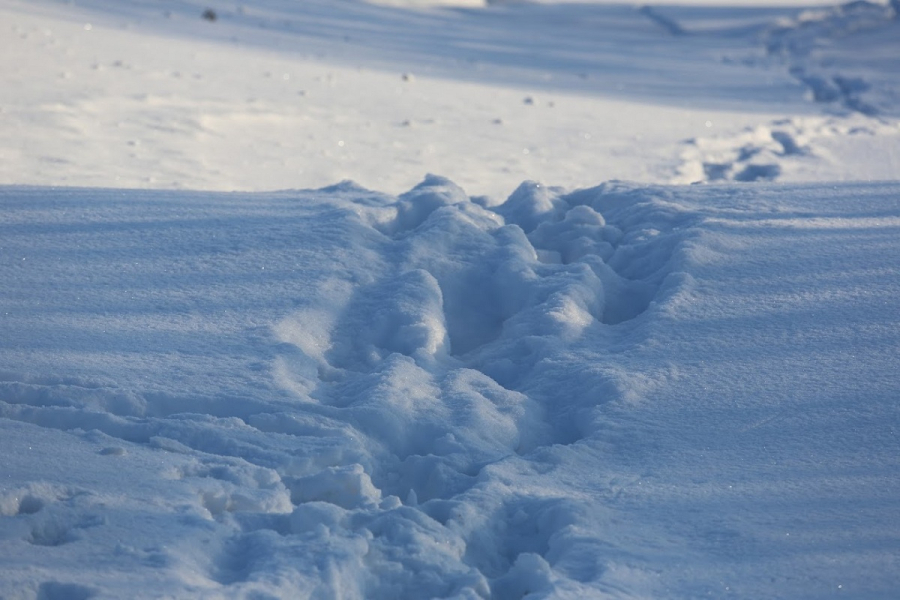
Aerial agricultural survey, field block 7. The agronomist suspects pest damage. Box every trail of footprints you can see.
[677,0,898,185]
[676,121,809,184]
[1,178,687,597]
[258,177,682,595]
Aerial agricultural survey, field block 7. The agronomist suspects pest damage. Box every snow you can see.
[4,0,899,197]
[1,0,899,598]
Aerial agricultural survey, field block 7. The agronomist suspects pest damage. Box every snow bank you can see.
[2,178,899,598]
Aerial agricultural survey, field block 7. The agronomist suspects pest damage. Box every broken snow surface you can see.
[2,0,900,599]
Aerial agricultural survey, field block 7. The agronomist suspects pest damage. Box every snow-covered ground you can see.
[3,0,899,197]
[1,0,899,598]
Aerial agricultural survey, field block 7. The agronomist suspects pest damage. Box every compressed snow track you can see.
[2,179,900,598]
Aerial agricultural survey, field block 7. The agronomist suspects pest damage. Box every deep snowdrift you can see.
[2,179,898,598]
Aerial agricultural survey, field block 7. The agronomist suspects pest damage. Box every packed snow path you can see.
[2,179,899,598]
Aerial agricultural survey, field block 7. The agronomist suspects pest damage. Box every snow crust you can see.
[1,0,900,598]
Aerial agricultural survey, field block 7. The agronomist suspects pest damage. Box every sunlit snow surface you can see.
[2,0,899,196]
[2,0,900,598]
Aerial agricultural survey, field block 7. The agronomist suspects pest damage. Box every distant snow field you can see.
[1,0,899,598]
[2,0,898,198]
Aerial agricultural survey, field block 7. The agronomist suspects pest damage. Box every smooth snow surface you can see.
[1,0,899,197]
[2,0,900,598]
